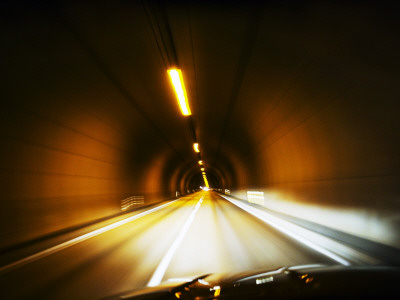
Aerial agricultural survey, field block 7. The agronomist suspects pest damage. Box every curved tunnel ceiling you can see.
[0,1,399,249]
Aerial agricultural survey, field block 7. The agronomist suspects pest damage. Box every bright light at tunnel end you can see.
[167,69,191,116]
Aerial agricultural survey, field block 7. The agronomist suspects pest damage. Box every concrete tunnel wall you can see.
[223,3,400,248]
[0,2,185,249]
[1,1,399,251]
[0,83,180,249]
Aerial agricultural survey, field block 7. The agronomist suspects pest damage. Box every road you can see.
[0,191,339,299]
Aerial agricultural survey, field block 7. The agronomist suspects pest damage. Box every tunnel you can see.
[0,1,399,298]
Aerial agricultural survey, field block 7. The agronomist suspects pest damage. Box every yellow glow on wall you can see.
[193,143,200,153]
[167,69,191,116]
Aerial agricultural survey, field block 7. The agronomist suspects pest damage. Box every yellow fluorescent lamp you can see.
[198,160,203,165]
[203,176,210,188]
[200,168,205,171]
[193,143,200,153]
[167,69,191,116]
[213,286,221,297]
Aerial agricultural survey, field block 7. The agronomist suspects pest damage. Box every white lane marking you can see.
[147,197,204,287]
[0,200,179,274]
[220,195,351,266]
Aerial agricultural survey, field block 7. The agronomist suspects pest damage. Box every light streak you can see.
[167,69,191,116]
[148,197,204,286]
[0,200,179,274]
[220,195,351,266]
[203,175,210,188]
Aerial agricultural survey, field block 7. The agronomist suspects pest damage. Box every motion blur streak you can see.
[0,200,178,274]
[167,69,191,116]
[193,143,200,153]
[147,197,203,287]
[221,195,379,265]
[0,191,342,299]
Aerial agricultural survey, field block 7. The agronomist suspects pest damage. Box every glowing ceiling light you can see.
[200,168,205,171]
[167,69,191,116]
[193,143,200,153]
[213,286,221,297]
[198,160,203,165]
[203,175,210,188]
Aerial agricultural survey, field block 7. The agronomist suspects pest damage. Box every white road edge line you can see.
[0,200,179,274]
[220,195,351,266]
[147,197,204,287]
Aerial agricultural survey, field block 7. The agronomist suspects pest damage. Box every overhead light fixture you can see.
[167,69,191,116]
[193,143,200,153]
[198,160,203,165]
[203,175,210,188]
[202,172,206,175]
[200,168,205,171]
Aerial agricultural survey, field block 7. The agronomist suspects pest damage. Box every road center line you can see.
[0,200,179,274]
[147,197,204,287]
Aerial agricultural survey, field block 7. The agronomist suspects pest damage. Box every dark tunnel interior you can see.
[1,0,399,255]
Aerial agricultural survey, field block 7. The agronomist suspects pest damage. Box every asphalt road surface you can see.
[0,191,338,299]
